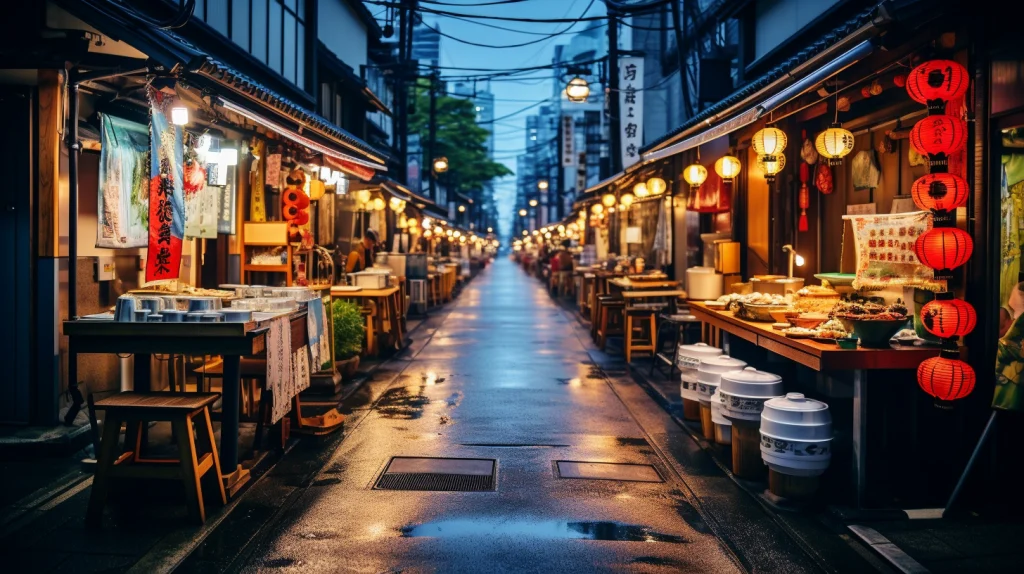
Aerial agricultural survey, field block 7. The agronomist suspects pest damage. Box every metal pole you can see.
[672,0,693,119]
[396,0,411,170]
[428,74,438,203]
[607,5,622,174]
[944,410,998,517]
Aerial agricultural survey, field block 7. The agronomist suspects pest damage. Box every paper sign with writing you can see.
[618,57,644,169]
[843,211,941,290]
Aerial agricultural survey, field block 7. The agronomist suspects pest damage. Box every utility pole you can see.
[427,73,438,203]
[607,4,622,174]
[556,123,565,222]
[396,0,410,171]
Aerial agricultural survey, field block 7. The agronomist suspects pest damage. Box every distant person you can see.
[345,228,380,274]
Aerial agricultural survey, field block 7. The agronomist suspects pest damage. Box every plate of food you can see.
[784,327,819,339]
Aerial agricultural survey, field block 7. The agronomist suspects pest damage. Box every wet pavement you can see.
[201,259,818,573]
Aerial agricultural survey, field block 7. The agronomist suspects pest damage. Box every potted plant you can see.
[332,299,365,379]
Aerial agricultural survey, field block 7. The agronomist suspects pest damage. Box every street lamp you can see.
[432,156,449,173]
[458,204,466,213]
[519,209,528,217]
[537,180,549,191]
[529,199,538,207]
[565,76,590,103]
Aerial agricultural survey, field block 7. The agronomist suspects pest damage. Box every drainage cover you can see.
[556,461,663,483]
[374,457,496,491]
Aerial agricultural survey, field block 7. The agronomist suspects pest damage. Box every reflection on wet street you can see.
[237,259,743,573]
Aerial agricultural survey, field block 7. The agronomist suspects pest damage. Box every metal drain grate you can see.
[374,457,496,491]
[555,461,663,483]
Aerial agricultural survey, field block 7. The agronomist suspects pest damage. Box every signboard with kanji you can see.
[618,57,644,170]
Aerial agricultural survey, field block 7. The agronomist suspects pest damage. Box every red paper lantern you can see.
[914,227,973,274]
[906,60,969,114]
[917,352,976,403]
[921,293,976,339]
[911,172,969,212]
[910,116,968,168]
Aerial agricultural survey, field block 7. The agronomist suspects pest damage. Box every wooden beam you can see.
[37,69,63,257]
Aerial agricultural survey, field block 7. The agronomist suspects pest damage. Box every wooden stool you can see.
[625,307,659,363]
[596,296,625,351]
[88,392,226,525]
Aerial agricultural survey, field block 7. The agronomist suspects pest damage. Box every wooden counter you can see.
[689,302,936,371]
[688,301,939,508]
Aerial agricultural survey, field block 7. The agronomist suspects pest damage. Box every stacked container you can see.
[719,367,784,479]
[677,343,722,421]
[710,389,732,445]
[760,393,833,500]
[696,356,747,440]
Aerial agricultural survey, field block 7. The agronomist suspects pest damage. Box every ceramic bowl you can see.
[133,309,151,322]
[146,313,163,322]
[185,312,205,322]
[161,310,187,322]
[200,313,224,323]
[220,309,254,322]
[187,297,222,313]
[769,309,792,324]
[848,318,908,348]
[836,337,859,349]
[790,314,828,329]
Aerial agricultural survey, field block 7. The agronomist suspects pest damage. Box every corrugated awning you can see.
[639,4,885,164]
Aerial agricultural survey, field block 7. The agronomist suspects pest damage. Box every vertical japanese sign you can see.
[576,151,588,193]
[618,56,644,170]
[561,115,575,167]
[145,89,185,283]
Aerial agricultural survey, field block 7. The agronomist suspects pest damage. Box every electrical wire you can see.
[414,0,596,49]
[421,0,529,6]
[365,0,607,22]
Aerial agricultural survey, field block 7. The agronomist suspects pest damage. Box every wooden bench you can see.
[87,392,225,525]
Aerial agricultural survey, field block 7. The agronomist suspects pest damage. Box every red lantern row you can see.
[921,293,977,339]
[911,172,969,212]
[918,351,977,406]
[910,115,968,169]
[914,227,973,276]
[906,59,970,115]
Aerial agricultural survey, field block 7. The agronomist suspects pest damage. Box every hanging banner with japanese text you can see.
[561,115,575,167]
[618,56,644,170]
[145,89,185,283]
[842,211,941,291]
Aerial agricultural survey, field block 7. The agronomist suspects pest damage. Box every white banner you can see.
[576,151,587,192]
[561,115,575,167]
[618,56,644,169]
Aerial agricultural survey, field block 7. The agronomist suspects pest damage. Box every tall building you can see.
[411,14,441,68]
[514,24,607,230]
[450,82,499,231]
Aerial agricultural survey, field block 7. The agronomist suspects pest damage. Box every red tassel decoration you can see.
[799,213,809,232]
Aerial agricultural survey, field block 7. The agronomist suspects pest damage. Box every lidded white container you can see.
[677,342,722,400]
[697,356,747,405]
[719,367,784,421]
[759,393,833,477]
[710,389,732,445]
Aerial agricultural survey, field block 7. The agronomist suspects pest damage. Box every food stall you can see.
[621,6,995,509]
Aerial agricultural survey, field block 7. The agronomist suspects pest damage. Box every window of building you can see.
[192,0,309,91]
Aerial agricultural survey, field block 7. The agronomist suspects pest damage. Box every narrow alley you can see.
[180,259,831,573]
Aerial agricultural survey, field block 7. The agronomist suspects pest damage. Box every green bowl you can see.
[836,337,859,349]
[849,318,908,348]
[814,273,856,288]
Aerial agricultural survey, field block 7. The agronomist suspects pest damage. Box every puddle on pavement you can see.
[400,519,688,543]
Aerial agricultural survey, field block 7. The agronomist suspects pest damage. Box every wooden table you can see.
[64,317,288,495]
[608,277,683,291]
[689,302,939,506]
[330,285,405,356]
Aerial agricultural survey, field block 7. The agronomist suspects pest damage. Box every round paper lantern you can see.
[751,127,787,161]
[815,125,855,166]
[647,177,667,195]
[601,193,617,207]
[910,115,968,168]
[911,172,969,212]
[633,182,649,198]
[682,163,708,190]
[756,153,786,183]
[914,227,973,275]
[619,193,634,208]
[917,352,976,403]
[591,203,604,214]
[921,292,976,339]
[714,155,741,180]
[906,59,970,114]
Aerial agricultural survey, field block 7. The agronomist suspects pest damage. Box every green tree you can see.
[409,79,512,195]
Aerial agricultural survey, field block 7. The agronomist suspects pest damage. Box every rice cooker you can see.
[686,266,724,300]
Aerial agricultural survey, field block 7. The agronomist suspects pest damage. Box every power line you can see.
[366,0,607,22]
[414,0,596,49]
